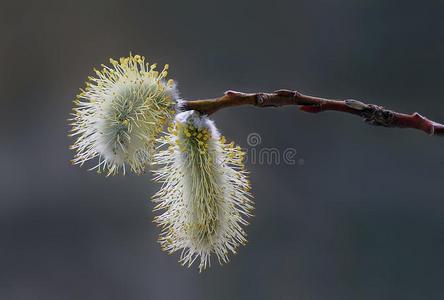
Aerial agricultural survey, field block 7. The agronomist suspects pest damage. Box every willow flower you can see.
[69,54,178,176]
[152,110,254,272]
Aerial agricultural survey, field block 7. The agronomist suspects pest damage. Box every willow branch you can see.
[181,89,444,136]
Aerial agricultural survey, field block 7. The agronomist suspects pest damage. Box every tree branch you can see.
[181,89,444,136]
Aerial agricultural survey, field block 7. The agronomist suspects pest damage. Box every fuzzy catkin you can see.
[152,110,253,272]
[69,54,177,176]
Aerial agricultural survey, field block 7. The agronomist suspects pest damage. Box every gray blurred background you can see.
[2,0,444,299]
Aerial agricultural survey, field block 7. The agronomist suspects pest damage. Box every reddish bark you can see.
[182,89,444,136]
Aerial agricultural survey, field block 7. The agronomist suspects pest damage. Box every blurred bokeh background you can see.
[2,0,444,299]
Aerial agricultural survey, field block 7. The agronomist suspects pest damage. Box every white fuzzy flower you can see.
[69,54,178,176]
[152,110,254,272]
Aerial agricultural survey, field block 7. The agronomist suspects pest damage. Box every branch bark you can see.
[181,89,444,136]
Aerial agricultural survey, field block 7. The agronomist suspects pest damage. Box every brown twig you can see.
[181,89,444,136]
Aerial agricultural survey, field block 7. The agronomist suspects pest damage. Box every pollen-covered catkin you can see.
[69,54,178,176]
[152,110,253,272]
